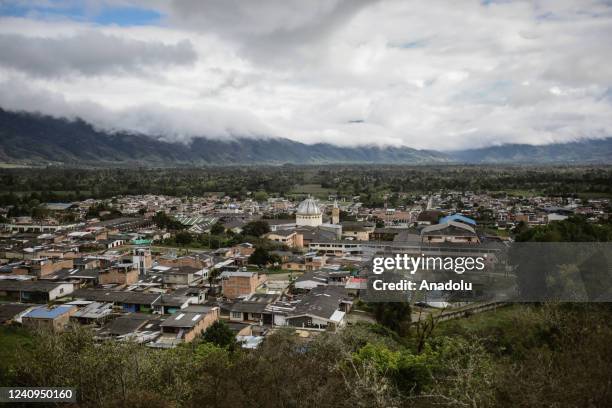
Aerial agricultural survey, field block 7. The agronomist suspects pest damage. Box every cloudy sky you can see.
[1,0,612,150]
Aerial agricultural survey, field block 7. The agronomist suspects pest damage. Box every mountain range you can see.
[1,108,611,166]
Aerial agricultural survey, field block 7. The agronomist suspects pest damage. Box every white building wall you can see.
[273,314,287,326]
[296,214,322,227]
[49,283,75,300]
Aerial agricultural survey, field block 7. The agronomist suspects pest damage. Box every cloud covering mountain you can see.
[1,108,611,165]
[1,0,612,149]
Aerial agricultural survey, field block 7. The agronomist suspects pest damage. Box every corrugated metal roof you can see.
[161,311,206,327]
[24,305,76,319]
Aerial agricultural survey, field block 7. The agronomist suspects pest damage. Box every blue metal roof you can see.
[439,214,477,226]
[24,305,75,319]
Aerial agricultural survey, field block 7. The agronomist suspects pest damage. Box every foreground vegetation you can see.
[1,303,610,407]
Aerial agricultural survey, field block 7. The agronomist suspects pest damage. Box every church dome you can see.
[296,197,321,215]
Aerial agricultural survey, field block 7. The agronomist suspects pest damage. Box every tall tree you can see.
[175,231,193,246]
[202,321,236,350]
[249,247,271,266]
[242,220,270,237]
[210,222,225,235]
[371,302,412,337]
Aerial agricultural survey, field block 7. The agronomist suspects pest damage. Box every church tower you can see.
[331,199,340,225]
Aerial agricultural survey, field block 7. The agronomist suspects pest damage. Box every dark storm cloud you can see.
[0,31,197,77]
[166,0,377,59]
[167,0,374,37]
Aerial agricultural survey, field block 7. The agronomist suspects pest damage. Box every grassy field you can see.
[434,304,525,336]
[577,191,612,199]
[0,325,34,371]
[0,163,36,168]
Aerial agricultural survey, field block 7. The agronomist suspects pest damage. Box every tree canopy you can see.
[242,220,271,237]
[202,320,236,350]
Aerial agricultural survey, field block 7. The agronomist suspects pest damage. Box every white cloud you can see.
[1,0,612,150]
[0,31,196,77]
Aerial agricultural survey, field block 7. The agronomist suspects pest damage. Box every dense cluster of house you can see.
[0,246,362,347]
[0,198,370,346]
[1,191,608,347]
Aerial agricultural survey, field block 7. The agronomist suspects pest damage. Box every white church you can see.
[295,196,323,227]
[263,197,341,248]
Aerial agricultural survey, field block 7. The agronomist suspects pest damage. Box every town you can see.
[2,0,612,404]
[1,168,610,348]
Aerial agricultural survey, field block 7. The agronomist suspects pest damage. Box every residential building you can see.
[220,271,260,299]
[420,221,480,244]
[150,265,206,287]
[294,270,350,291]
[0,303,37,324]
[70,302,114,325]
[132,247,152,276]
[285,287,350,332]
[98,262,139,285]
[263,230,301,248]
[157,307,219,346]
[97,313,162,343]
[21,304,78,332]
[72,289,160,313]
[0,280,74,302]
